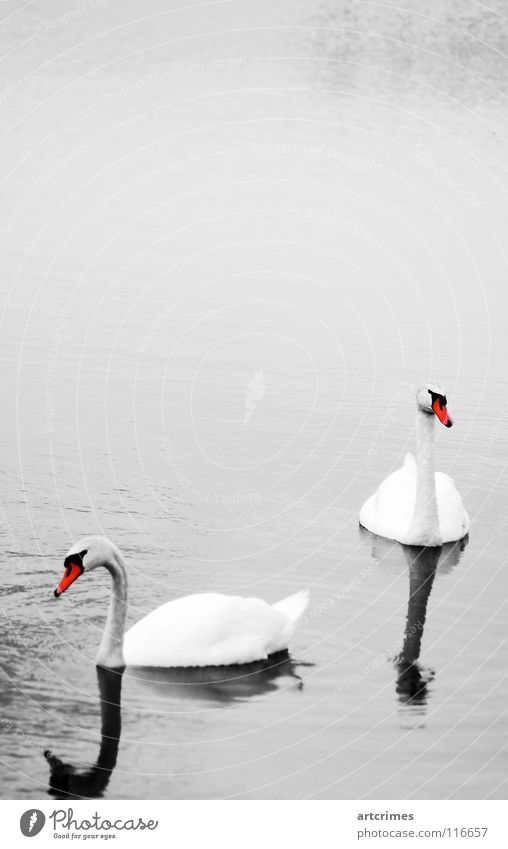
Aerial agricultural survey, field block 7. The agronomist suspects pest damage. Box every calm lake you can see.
[0,0,507,800]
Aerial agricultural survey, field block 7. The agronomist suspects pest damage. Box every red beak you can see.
[432,398,453,427]
[54,562,84,597]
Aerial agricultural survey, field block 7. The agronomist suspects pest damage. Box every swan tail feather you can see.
[403,452,416,472]
[273,590,309,628]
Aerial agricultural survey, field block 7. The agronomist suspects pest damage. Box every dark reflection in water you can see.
[45,665,124,800]
[127,650,313,706]
[395,539,468,711]
[394,545,440,708]
[360,528,468,715]
[44,652,310,799]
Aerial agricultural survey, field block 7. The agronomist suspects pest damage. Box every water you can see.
[1,0,507,800]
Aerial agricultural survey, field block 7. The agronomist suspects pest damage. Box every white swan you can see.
[53,536,309,669]
[359,383,469,546]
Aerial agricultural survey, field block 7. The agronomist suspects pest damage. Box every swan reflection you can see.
[45,664,124,799]
[396,538,468,709]
[44,651,309,798]
[126,650,311,706]
[394,545,440,710]
[360,528,468,716]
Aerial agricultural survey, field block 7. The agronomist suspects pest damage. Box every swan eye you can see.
[428,390,447,409]
[63,549,88,571]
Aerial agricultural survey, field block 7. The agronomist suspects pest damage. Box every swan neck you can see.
[401,548,439,663]
[409,410,441,544]
[95,665,123,773]
[96,555,128,668]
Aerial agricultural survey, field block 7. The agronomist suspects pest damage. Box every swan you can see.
[52,536,309,669]
[359,383,469,546]
[46,665,122,799]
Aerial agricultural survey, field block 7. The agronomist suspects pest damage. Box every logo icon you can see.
[20,810,46,837]
[244,370,266,426]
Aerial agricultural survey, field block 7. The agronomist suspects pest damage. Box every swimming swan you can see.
[52,536,309,669]
[359,383,469,546]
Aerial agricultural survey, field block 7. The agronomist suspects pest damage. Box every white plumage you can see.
[360,452,469,545]
[124,590,309,668]
[54,536,310,669]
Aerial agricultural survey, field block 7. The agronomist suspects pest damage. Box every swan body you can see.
[53,536,309,668]
[360,452,469,545]
[360,383,469,546]
[123,590,309,668]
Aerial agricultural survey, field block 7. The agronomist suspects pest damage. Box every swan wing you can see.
[359,453,416,543]
[436,472,470,543]
[123,593,292,668]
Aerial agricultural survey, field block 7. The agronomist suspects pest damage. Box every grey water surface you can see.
[0,0,507,799]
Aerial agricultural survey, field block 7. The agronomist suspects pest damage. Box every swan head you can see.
[416,382,453,428]
[54,536,123,597]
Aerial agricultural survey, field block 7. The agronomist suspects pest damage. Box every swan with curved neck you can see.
[46,665,123,799]
[53,537,309,669]
[359,383,469,546]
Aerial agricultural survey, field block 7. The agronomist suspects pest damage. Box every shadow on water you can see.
[126,650,314,706]
[44,651,311,798]
[359,526,468,576]
[360,528,468,715]
[45,665,124,800]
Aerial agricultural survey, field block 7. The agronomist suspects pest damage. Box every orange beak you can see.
[432,397,453,428]
[54,561,84,597]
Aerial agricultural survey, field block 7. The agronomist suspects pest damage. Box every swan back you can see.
[124,590,309,668]
[359,453,470,545]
